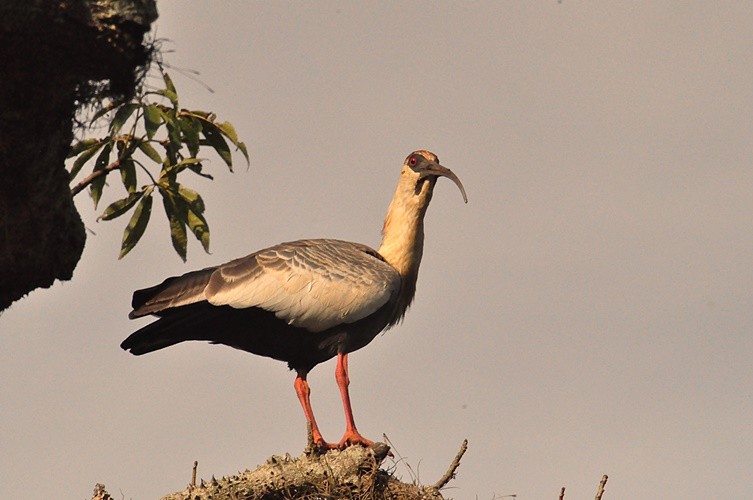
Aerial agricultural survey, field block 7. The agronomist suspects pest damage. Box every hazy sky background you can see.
[3,2,753,499]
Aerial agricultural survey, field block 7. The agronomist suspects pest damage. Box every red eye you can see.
[409,157,417,166]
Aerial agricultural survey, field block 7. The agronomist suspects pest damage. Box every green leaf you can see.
[109,103,139,135]
[143,104,162,140]
[90,175,107,209]
[88,104,115,125]
[159,108,182,166]
[237,141,249,164]
[68,138,100,158]
[163,71,177,96]
[94,142,112,170]
[90,143,113,208]
[137,140,162,164]
[155,88,179,106]
[99,191,144,221]
[217,121,250,165]
[115,137,125,157]
[161,188,188,261]
[178,185,205,213]
[178,115,201,157]
[159,165,177,187]
[187,206,210,252]
[120,157,137,193]
[172,158,203,175]
[235,141,249,165]
[187,162,213,180]
[158,71,178,107]
[187,110,211,119]
[179,185,210,252]
[216,120,238,143]
[166,117,182,149]
[68,140,106,179]
[201,122,232,170]
[119,188,153,259]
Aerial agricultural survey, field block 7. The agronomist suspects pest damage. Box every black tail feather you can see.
[121,318,191,355]
[121,301,335,372]
[121,303,218,355]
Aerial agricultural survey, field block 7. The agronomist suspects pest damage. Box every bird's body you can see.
[121,150,466,449]
[124,239,400,372]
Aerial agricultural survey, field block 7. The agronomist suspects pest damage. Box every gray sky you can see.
[3,2,753,498]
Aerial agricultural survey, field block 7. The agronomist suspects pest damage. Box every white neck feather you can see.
[377,167,434,315]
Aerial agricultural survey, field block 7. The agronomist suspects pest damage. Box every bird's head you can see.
[402,150,468,204]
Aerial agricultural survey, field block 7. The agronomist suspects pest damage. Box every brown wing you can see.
[129,239,401,333]
[205,239,400,332]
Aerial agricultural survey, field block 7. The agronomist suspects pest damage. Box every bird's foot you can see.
[305,423,340,454]
[314,439,339,450]
[304,437,340,457]
[310,432,393,458]
[336,431,393,457]
[336,430,375,449]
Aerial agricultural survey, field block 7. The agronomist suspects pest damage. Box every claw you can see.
[336,431,393,457]
[313,438,339,451]
[337,430,375,449]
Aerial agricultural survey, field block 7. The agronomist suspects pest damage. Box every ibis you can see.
[121,150,467,450]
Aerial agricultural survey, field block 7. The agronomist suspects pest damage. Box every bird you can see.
[121,150,467,450]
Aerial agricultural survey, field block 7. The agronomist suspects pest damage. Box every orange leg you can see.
[294,371,335,449]
[334,352,375,448]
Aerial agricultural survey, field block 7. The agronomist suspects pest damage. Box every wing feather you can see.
[129,266,217,318]
[205,239,400,332]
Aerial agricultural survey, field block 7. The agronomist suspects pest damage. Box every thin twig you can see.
[595,474,608,500]
[559,486,565,499]
[70,160,121,196]
[191,461,198,488]
[433,439,468,490]
[382,434,417,482]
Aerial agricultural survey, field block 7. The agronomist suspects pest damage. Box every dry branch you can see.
[433,439,468,490]
[70,160,121,196]
[595,474,608,500]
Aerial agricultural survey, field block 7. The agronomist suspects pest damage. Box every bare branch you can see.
[433,439,468,490]
[595,474,608,500]
[559,486,566,499]
[70,160,121,196]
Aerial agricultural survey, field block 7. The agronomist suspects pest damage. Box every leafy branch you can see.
[67,68,249,260]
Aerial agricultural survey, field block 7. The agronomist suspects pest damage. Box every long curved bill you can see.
[417,161,468,203]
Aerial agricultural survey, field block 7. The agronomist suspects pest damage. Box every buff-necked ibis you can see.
[121,150,467,450]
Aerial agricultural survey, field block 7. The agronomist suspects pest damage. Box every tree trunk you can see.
[0,0,156,311]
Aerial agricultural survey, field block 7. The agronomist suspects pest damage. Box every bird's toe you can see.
[337,430,375,449]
